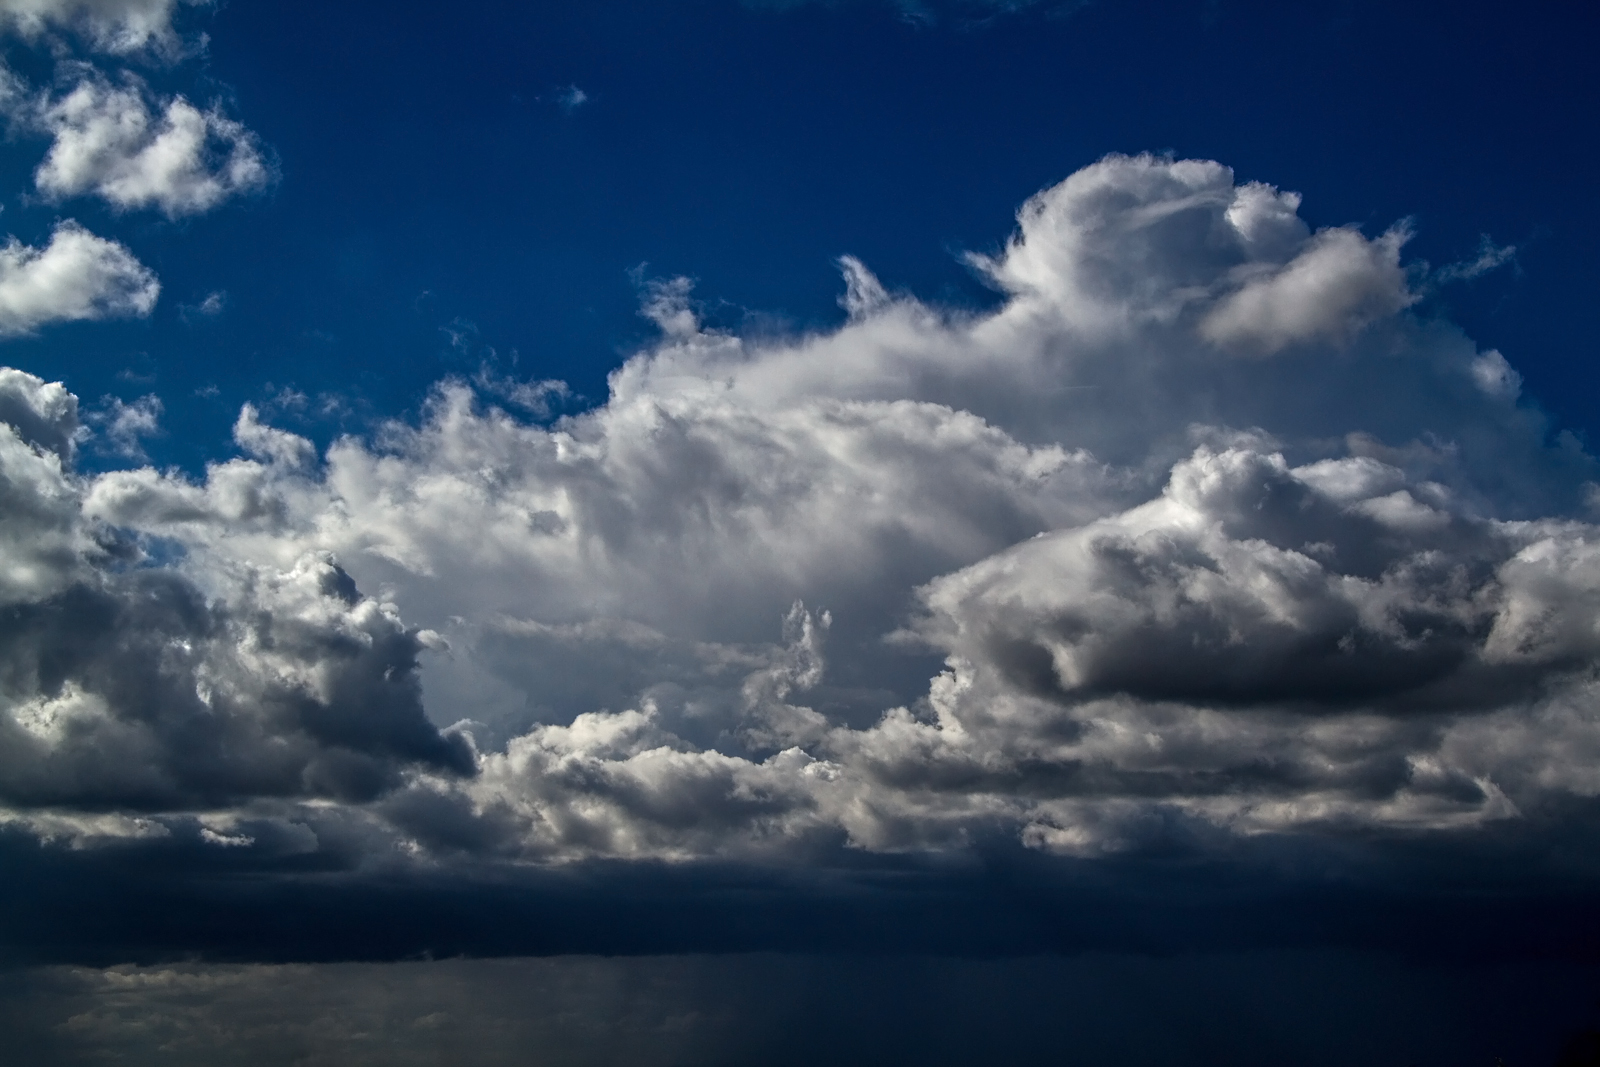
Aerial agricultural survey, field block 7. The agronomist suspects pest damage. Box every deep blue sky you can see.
[2,0,1594,468]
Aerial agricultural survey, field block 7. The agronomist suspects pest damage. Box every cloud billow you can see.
[29,72,272,218]
[0,382,472,838]
[0,222,158,335]
[5,153,1599,873]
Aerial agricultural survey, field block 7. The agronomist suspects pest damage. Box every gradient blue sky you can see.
[4,0,1593,466]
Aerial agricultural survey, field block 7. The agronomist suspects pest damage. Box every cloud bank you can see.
[3,154,1598,877]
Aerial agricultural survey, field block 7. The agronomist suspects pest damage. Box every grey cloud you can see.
[8,154,1600,865]
[853,440,1600,844]
[913,444,1535,714]
[0,556,474,813]
[0,378,472,826]
[0,418,91,608]
[0,366,78,460]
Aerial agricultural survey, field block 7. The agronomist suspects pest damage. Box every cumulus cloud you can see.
[1199,225,1416,354]
[0,367,79,460]
[0,221,158,335]
[0,0,204,54]
[884,442,1600,844]
[30,72,271,217]
[6,153,1600,866]
[0,374,471,829]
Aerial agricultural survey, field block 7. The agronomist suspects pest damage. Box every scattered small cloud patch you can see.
[179,289,226,321]
[88,392,161,459]
[553,84,588,114]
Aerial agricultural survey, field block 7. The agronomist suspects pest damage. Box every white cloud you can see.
[0,365,79,459]
[6,154,1600,865]
[0,402,473,817]
[32,74,270,217]
[1471,348,1521,401]
[0,0,204,54]
[0,221,158,335]
[1199,225,1416,354]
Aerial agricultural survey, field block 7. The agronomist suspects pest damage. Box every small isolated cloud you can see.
[179,289,226,321]
[0,0,207,55]
[0,220,158,336]
[29,72,271,218]
[1434,234,1518,285]
[553,84,588,113]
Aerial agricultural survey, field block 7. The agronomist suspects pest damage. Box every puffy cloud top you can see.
[0,381,473,831]
[0,221,158,336]
[32,74,271,217]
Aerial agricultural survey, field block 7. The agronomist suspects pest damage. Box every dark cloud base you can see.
[6,813,1600,969]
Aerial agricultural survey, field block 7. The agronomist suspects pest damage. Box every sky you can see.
[2,0,1600,1063]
